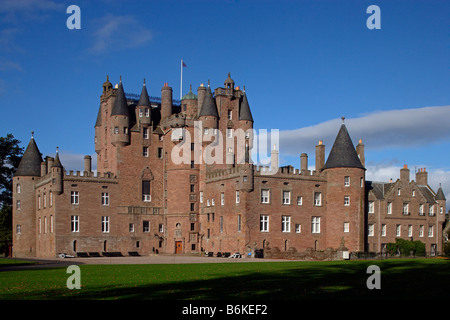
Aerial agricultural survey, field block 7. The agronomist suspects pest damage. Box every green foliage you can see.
[444,242,450,257]
[0,134,23,208]
[386,238,426,257]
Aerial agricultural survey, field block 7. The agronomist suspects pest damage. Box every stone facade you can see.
[12,74,446,259]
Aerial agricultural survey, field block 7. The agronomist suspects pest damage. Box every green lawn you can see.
[0,258,448,300]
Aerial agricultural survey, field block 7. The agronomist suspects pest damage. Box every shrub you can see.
[386,238,426,257]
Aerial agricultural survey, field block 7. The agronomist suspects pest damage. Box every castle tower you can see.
[137,79,151,126]
[198,84,219,129]
[13,133,43,257]
[110,78,130,146]
[181,84,198,118]
[323,121,365,252]
[51,147,64,195]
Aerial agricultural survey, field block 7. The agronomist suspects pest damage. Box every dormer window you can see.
[227,109,232,120]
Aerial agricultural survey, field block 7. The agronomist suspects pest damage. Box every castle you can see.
[12,74,446,259]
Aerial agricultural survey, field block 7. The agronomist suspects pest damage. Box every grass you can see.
[0,258,448,300]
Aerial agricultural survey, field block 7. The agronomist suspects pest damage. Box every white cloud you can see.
[88,14,153,54]
[279,105,450,156]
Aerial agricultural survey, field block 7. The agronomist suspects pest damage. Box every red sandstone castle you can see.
[12,74,446,259]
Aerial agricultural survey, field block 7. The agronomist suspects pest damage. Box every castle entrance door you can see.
[175,241,183,254]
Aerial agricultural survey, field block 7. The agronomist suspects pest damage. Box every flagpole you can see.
[180,59,183,100]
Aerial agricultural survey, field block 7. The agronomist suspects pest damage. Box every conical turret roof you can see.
[15,135,42,177]
[111,80,129,116]
[436,186,446,200]
[137,79,151,107]
[198,87,219,117]
[239,93,253,121]
[323,124,364,170]
[52,148,63,168]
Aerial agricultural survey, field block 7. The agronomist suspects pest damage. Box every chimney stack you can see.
[161,83,173,120]
[356,139,365,167]
[300,153,308,172]
[416,168,428,185]
[84,155,92,174]
[400,164,410,182]
[315,140,325,172]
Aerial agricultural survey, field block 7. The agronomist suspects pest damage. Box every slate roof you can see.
[52,149,63,168]
[435,187,446,200]
[111,81,129,116]
[323,124,364,170]
[239,93,253,121]
[95,105,102,127]
[15,137,42,177]
[137,81,151,107]
[366,181,393,199]
[198,87,219,117]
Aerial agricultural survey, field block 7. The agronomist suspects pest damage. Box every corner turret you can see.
[137,79,151,125]
[110,77,130,146]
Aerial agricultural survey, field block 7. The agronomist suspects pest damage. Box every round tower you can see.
[13,133,43,257]
[137,79,151,126]
[161,83,173,120]
[323,121,366,253]
[51,147,64,195]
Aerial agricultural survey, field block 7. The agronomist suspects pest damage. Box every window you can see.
[129,223,135,232]
[38,195,41,209]
[143,221,150,233]
[419,204,424,215]
[297,196,302,206]
[207,199,210,207]
[16,225,21,234]
[44,216,47,233]
[220,216,223,233]
[139,109,143,117]
[114,127,119,134]
[145,108,150,117]
[381,224,386,236]
[143,127,149,139]
[314,192,322,206]
[344,196,350,206]
[102,193,109,206]
[368,224,374,236]
[159,224,164,233]
[143,147,149,157]
[412,189,415,197]
[396,224,401,237]
[71,215,79,232]
[236,190,240,204]
[227,109,232,120]
[102,216,110,233]
[204,127,209,135]
[50,192,53,207]
[221,192,225,206]
[344,176,350,187]
[260,215,269,232]
[312,217,320,233]
[419,225,424,237]
[71,191,79,205]
[237,215,241,232]
[387,202,392,214]
[142,181,151,202]
[402,203,409,215]
[408,225,413,237]
[16,200,21,210]
[428,225,434,237]
[50,215,53,233]
[211,198,215,206]
[158,148,163,159]
[429,205,434,216]
[200,191,203,203]
[368,201,374,213]
[190,203,195,211]
[282,216,291,232]
[43,193,46,208]
[261,189,269,203]
[227,129,233,138]
[295,224,301,233]
[282,191,290,205]
[16,184,21,194]
[190,184,195,192]
[344,222,350,233]
[397,188,401,196]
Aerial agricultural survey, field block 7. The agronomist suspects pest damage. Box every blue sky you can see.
[1,0,449,201]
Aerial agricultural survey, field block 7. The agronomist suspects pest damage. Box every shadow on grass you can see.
[1,259,449,300]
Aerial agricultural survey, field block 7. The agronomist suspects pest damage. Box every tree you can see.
[0,134,23,255]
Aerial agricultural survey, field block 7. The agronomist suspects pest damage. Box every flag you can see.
[182,61,187,67]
